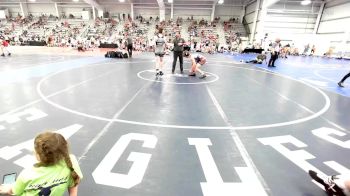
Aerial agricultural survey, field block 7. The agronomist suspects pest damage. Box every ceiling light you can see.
[28,0,36,2]
[218,0,224,4]
[73,0,79,2]
[301,0,311,5]
[119,0,125,2]
[168,0,173,3]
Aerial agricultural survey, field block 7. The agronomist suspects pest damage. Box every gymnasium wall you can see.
[259,1,320,41]
[316,0,350,55]
[27,4,56,17]
[215,6,243,20]
[1,6,21,17]
[318,0,350,34]
[0,3,91,18]
[244,0,258,39]
[0,2,244,21]
[172,8,212,20]
[134,7,159,19]
[104,4,131,16]
[243,0,319,42]
[243,0,349,56]
[60,6,90,18]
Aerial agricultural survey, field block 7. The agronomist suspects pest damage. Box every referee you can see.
[127,34,133,58]
[172,32,185,74]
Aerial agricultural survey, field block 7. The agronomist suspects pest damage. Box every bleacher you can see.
[1,16,250,53]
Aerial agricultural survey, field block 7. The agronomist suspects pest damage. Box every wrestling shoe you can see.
[199,74,207,79]
[338,82,344,87]
[188,73,196,76]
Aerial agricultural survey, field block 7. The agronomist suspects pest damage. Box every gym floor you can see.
[0,48,349,196]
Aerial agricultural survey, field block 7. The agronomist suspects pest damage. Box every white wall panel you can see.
[264,21,314,29]
[134,8,159,19]
[325,0,349,8]
[215,6,243,17]
[248,23,254,33]
[321,2,350,21]
[244,12,256,23]
[318,18,350,33]
[246,1,257,14]
[254,20,260,34]
[7,7,21,16]
[105,4,131,14]
[27,4,55,16]
[173,9,211,20]
[264,27,314,33]
[61,7,86,17]
[265,15,317,23]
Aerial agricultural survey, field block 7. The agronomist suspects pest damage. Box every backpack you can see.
[105,51,116,58]
[116,51,123,58]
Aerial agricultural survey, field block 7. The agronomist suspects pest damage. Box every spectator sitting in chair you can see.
[245,51,266,64]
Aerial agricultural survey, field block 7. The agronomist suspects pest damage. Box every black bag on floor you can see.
[116,52,123,58]
[105,51,117,58]
[123,53,128,58]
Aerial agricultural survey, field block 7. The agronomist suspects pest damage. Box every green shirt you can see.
[173,37,185,52]
[12,155,83,196]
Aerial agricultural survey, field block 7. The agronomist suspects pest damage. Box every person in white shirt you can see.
[268,38,281,67]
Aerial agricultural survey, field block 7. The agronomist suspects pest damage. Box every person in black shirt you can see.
[172,32,185,74]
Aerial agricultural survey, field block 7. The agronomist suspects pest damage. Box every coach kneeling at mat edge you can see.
[172,32,186,74]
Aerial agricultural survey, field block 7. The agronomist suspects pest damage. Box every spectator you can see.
[0,131,83,196]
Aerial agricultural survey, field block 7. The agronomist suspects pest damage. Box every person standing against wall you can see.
[172,32,185,74]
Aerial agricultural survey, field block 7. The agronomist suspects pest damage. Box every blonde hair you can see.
[34,132,80,186]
